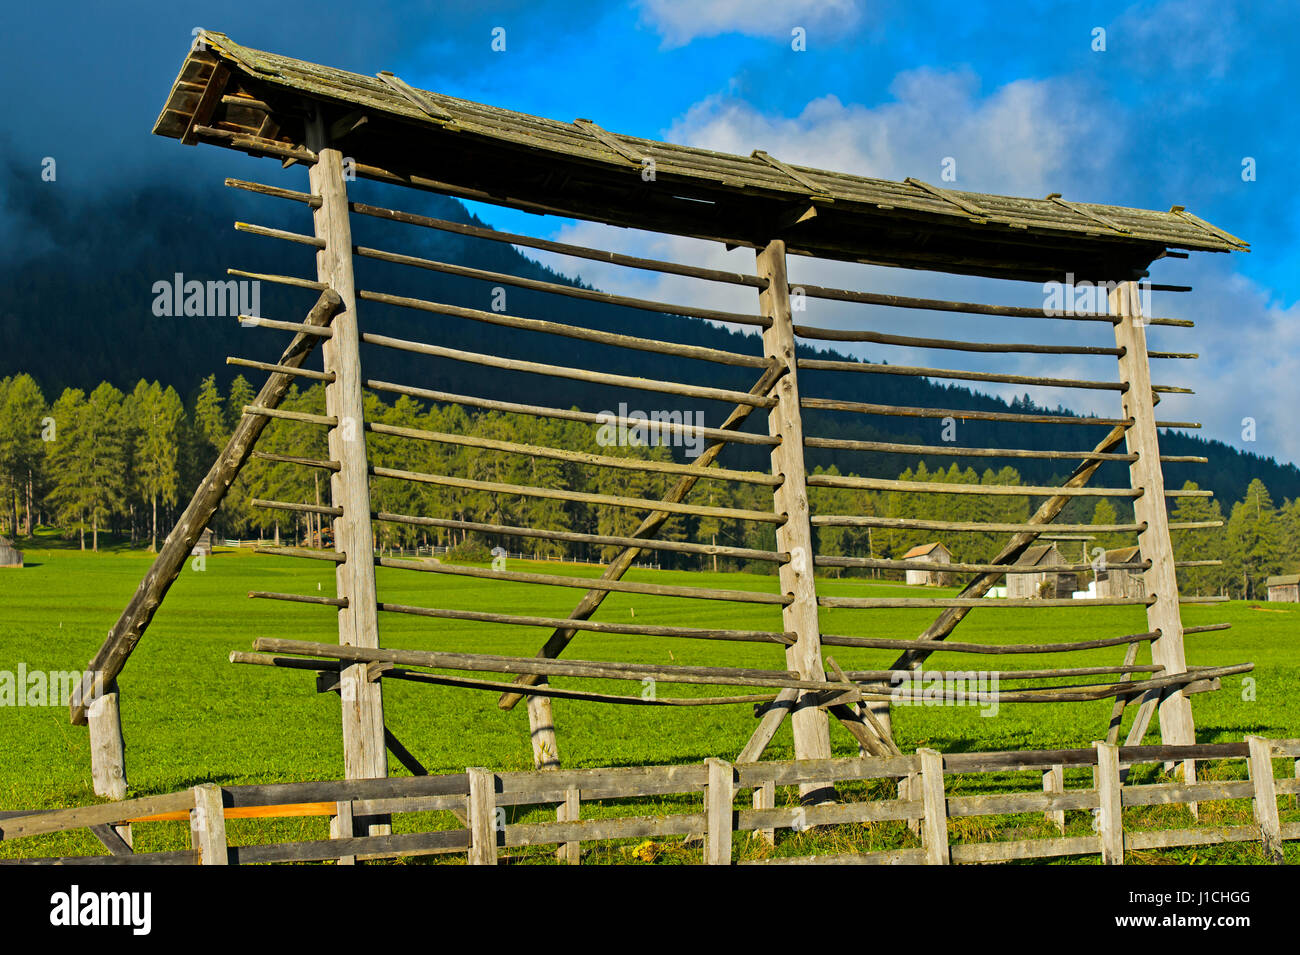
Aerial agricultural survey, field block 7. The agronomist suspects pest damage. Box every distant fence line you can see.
[2,738,1295,866]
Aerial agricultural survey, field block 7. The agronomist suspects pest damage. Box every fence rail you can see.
[3,738,1295,865]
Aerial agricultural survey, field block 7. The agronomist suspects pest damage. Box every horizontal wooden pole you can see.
[251,498,343,517]
[232,651,779,707]
[192,125,317,164]
[366,421,779,486]
[369,465,783,523]
[814,555,1148,574]
[359,288,770,368]
[227,268,328,292]
[807,473,1139,497]
[818,630,1159,655]
[375,557,792,605]
[354,248,769,327]
[236,316,333,337]
[801,395,1132,427]
[372,600,793,644]
[250,450,340,471]
[349,200,767,288]
[248,591,348,608]
[242,405,336,426]
[818,595,1152,609]
[804,435,1137,462]
[224,177,321,208]
[793,323,1123,356]
[227,357,335,382]
[810,515,1144,533]
[788,281,1118,322]
[254,545,345,562]
[837,664,1163,681]
[251,637,839,692]
[362,332,778,407]
[235,220,325,248]
[373,510,784,562]
[365,378,778,446]
[799,357,1153,393]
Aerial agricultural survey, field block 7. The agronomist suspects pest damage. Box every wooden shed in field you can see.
[901,542,952,586]
[1006,543,1077,599]
[1096,545,1147,599]
[1266,574,1300,603]
[0,536,22,568]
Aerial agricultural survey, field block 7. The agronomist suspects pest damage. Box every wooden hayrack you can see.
[71,31,1251,825]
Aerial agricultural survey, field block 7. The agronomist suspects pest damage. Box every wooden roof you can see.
[154,30,1249,283]
[1266,574,1300,587]
[1012,543,1063,568]
[902,542,948,560]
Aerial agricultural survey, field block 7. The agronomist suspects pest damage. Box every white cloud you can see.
[634,0,863,48]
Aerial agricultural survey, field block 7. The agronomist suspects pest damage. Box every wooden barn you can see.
[1266,574,1300,603]
[0,535,22,568]
[901,542,952,586]
[1096,545,1147,599]
[1006,543,1078,599]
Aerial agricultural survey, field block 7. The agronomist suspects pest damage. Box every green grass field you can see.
[1,538,1296,862]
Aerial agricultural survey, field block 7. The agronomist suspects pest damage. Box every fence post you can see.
[331,800,356,866]
[752,779,776,846]
[1094,741,1124,865]
[557,787,580,865]
[1043,764,1065,834]
[189,783,228,865]
[467,768,499,865]
[918,749,949,865]
[88,682,128,801]
[1246,736,1283,864]
[704,758,735,865]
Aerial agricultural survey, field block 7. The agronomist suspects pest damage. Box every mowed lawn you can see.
[1,541,1296,817]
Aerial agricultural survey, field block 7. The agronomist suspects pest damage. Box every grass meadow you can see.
[1,537,1297,862]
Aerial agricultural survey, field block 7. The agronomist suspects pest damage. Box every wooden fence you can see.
[2,738,1295,865]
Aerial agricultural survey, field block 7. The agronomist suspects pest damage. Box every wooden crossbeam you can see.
[375,72,455,123]
[573,118,644,165]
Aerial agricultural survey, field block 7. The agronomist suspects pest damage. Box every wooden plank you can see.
[557,788,580,864]
[0,791,197,840]
[1094,741,1124,864]
[467,768,499,865]
[1247,736,1284,864]
[88,824,134,856]
[189,784,228,865]
[307,119,388,815]
[1112,280,1196,753]
[1043,765,1065,833]
[759,239,833,790]
[88,683,128,800]
[704,759,735,865]
[752,780,776,846]
[918,749,950,864]
[742,848,926,865]
[949,835,1099,864]
[68,287,341,725]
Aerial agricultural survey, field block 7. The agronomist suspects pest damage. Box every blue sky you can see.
[2,0,1297,462]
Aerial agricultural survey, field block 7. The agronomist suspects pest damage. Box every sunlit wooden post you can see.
[307,115,388,830]
[757,239,833,792]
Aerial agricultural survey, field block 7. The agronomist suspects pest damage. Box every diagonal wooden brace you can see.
[69,289,343,725]
[887,422,1130,673]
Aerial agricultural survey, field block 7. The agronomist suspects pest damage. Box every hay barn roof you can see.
[154,30,1248,284]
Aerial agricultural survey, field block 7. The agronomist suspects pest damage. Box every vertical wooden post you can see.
[467,768,499,865]
[1094,741,1124,864]
[527,694,561,770]
[88,681,127,801]
[900,773,921,835]
[333,800,356,866]
[306,117,388,815]
[1111,281,1196,762]
[752,779,776,846]
[757,240,833,795]
[1043,764,1065,834]
[557,787,580,864]
[1246,736,1283,864]
[917,748,949,865]
[189,783,228,865]
[704,758,735,865]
